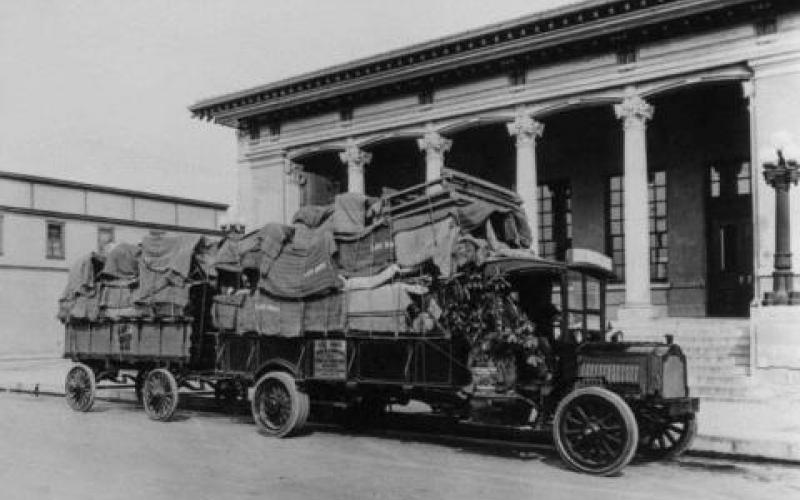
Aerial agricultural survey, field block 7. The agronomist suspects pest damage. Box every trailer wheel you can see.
[65,363,96,412]
[142,369,179,422]
[553,387,638,476]
[251,371,309,438]
[637,406,697,460]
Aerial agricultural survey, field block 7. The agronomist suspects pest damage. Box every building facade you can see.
[190,0,800,389]
[0,171,227,358]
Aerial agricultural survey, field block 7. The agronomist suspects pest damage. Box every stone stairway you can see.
[618,318,755,402]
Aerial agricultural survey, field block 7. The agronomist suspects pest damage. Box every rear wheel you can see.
[553,387,638,476]
[65,363,96,412]
[637,406,697,459]
[142,369,179,421]
[251,372,309,437]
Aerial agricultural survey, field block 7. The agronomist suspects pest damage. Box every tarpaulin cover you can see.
[393,216,460,276]
[134,234,209,313]
[292,205,333,229]
[217,223,294,273]
[99,280,138,320]
[211,293,248,331]
[259,224,341,299]
[236,292,345,336]
[335,222,395,277]
[332,192,367,235]
[391,199,531,249]
[99,243,140,280]
[58,253,104,323]
[345,282,426,333]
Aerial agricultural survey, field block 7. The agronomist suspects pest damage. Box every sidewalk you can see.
[1,357,798,462]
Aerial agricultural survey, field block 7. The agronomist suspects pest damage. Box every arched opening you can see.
[364,138,425,197]
[647,82,751,317]
[296,151,346,206]
[446,123,515,189]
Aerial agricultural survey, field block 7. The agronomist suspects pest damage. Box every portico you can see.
[191,0,800,387]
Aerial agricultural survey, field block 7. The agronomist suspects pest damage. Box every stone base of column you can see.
[615,303,658,324]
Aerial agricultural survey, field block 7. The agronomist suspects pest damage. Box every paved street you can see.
[0,392,798,500]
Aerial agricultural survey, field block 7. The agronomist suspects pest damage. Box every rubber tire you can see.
[638,411,697,460]
[553,386,639,476]
[142,368,180,422]
[65,363,96,412]
[251,371,309,438]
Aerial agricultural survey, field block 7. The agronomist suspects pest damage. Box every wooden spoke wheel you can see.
[251,372,309,438]
[637,406,697,460]
[553,387,639,476]
[65,363,96,412]
[142,368,179,422]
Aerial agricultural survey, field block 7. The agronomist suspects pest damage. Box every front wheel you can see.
[142,368,179,422]
[251,371,309,438]
[553,387,639,476]
[637,406,697,459]
[65,363,96,412]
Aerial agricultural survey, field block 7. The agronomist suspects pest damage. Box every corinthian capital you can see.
[507,113,544,146]
[339,142,373,172]
[614,95,654,127]
[418,129,452,155]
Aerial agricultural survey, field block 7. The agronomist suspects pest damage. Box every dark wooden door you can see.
[706,161,753,317]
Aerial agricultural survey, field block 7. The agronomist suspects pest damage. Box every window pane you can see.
[46,223,64,259]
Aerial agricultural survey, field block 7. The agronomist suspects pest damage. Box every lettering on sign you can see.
[314,339,347,379]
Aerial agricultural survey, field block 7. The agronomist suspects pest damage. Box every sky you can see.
[0,0,576,206]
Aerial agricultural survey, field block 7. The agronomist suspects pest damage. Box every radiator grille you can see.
[578,362,640,384]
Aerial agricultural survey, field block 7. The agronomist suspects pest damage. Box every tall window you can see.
[649,171,668,281]
[607,176,625,281]
[537,181,572,260]
[46,221,65,260]
[606,171,668,282]
[97,226,115,253]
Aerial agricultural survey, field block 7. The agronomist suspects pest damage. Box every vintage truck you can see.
[61,170,697,476]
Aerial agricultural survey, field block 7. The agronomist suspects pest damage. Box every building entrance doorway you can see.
[706,160,753,317]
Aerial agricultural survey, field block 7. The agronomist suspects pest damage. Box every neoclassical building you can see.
[191,0,800,390]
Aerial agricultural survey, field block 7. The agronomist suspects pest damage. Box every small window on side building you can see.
[46,221,65,260]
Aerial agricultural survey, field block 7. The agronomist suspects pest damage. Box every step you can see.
[686,364,749,375]
[688,374,752,386]
[680,346,750,356]
[689,384,752,399]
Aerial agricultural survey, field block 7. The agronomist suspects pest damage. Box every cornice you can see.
[190,0,785,127]
[0,171,228,210]
[0,205,225,236]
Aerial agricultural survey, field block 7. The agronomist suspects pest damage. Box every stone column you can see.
[418,128,452,183]
[507,112,544,252]
[283,158,304,223]
[339,141,372,194]
[614,94,655,319]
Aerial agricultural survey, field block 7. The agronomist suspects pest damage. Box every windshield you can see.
[566,270,605,341]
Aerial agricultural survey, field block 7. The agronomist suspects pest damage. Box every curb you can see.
[691,434,800,464]
[3,383,799,466]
